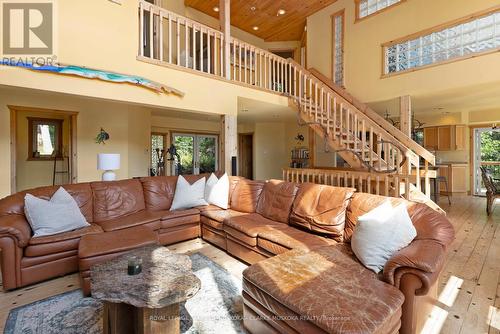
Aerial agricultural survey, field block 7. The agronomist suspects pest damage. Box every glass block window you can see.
[384,10,500,75]
[332,12,344,86]
[358,0,401,19]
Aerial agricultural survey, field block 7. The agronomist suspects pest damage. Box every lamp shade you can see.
[97,153,120,170]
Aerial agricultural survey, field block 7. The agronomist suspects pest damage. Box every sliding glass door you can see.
[173,133,218,175]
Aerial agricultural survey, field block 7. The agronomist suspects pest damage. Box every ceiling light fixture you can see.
[253,26,259,31]
[250,6,256,11]
[213,6,219,12]
[278,9,286,16]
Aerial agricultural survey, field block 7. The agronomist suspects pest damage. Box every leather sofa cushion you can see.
[140,176,177,211]
[230,180,265,213]
[257,226,335,254]
[290,183,355,242]
[225,214,286,238]
[256,180,298,224]
[224,214,288,247]
[346,193,412,242]
[25,224,103,257]
[243,246,404,334]
[0,183,94,223]
[78,225,158,259]
[200,209,246,231]
[91,179,146,222]
[96,210,166,232]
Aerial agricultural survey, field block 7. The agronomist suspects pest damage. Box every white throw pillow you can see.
[24,187,90,238]
[351,201,417,273]
[205,173,230,209]
[170,175,208,210]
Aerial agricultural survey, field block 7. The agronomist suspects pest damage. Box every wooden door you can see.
[238,134,253,179]
[423,127,438,150]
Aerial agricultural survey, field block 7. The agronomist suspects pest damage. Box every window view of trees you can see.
[481,130,500,178]
[174,136,194,175]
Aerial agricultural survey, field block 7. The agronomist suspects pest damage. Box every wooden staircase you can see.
[284,59,438,205]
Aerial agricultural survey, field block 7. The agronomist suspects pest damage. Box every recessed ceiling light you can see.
[278,9,286,15]
[213,6,219,12]
[253,26,259,31]
[250,6,256,11]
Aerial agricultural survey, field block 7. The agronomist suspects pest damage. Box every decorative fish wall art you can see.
[0,61,185,97]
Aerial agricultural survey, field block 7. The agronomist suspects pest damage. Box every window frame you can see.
[331,9,345,87]
[355,0,406,23]
[27,117,64,161]
[381,6,500,78]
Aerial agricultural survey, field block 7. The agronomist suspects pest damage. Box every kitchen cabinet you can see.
[423,125,466,151]
[424,127,438,150]
[437,163,468,194]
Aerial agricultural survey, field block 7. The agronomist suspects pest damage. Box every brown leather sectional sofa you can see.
[0,174,454,334]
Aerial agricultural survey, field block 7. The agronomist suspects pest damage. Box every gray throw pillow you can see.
[24,187,90,238]
[351,200,417,273]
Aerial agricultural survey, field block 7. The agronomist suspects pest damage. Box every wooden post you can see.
[221,115,237,175]
[399,95,412,137]
[219,0,231,80]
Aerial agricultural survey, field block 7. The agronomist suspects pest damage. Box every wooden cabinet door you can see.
[424,127,438,150]
[455,125,466,150]
[437,126,452,151]
[451,165,467,193]
[438,166,450,193]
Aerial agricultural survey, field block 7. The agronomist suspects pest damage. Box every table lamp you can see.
[97,153,120,181]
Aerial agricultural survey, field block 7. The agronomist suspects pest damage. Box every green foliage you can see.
[481,131,500,161]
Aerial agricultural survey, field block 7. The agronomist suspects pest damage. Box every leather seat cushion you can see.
[78,225,158,259]
[96,210,166,232]
[243,246,404,334]
[91,179,146,223]
[201,209,246,223]
[224,214,288,247]
[256,180,298,224]
[25,224,103,257]
[230,180,265,213]
[257,226,335,254]
[290,183,355,242]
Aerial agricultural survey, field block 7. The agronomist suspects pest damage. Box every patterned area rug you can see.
[5,253,244,334]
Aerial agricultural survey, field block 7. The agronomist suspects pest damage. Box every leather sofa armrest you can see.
[0,215,32,247]
[383,239,446,295]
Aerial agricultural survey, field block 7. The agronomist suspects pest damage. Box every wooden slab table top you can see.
[90,245,201,334]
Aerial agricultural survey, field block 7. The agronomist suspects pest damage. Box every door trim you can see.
[8,105,79,194]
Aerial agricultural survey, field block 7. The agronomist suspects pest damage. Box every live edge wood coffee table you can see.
[91,245,201,334]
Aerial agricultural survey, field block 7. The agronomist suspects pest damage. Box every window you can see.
[151,133,167,176]
[384,9,500,75]
[332,10,345,86]
[28,118,63,160]
[356,0,402,20]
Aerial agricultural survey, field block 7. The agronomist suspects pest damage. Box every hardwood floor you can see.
[0,196,498,333]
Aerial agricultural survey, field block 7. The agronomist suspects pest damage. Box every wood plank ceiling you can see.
[184,0,338,41]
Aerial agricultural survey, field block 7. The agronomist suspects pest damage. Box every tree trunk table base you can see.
[103,301,180,334]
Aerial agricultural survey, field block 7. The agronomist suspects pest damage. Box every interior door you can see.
[473,127,500,196]
[173,133,218,175]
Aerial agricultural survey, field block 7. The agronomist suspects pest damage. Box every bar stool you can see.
[437,176,451,205]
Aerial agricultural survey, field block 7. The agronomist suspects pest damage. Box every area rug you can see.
[4,253,244,334]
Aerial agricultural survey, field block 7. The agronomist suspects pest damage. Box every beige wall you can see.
[15,110,71,191]
[0,88,152,197]
[251,122,288,180]
[307,0,500,103]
